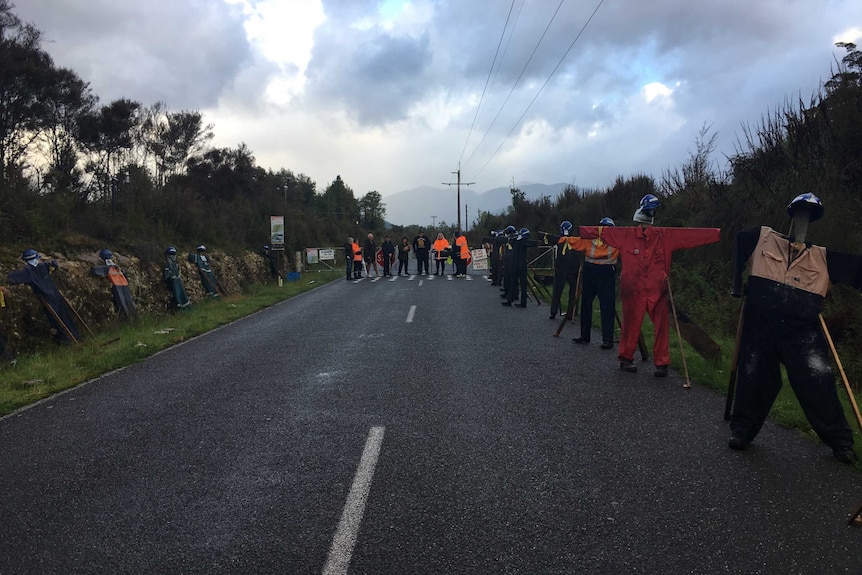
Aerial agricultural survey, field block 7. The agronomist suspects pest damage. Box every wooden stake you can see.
[58,290,95,338]
[819,314,862,432]
[666,277,691,389]
[553,264,582,337]
[38,295,78,345]
[724,300,745,420]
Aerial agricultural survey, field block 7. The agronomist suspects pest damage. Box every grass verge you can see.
[0,272,340,417]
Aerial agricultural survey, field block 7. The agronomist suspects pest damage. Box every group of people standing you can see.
[342,233,393,279]
[344,229,472,280]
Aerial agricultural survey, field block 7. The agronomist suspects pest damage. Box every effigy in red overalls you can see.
[580,194,720,376]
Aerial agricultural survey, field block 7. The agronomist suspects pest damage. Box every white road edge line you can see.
[322,426,386,575]
[406,305,417,323]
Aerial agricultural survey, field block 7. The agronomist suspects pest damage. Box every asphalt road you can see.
[1,270,861,574]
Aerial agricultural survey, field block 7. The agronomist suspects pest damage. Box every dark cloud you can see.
[306,30,432,125]
[14,0,254,109]
[8,0,862,197]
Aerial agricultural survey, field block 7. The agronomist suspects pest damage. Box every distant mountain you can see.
[383,182,570,227]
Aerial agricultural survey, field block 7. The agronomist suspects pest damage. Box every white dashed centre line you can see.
[322,426,385,575]
[406,305,417,323]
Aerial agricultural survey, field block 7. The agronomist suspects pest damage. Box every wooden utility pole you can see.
[442,165,474,232]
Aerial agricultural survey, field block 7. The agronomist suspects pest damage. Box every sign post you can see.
[271,216,285,285]
[270,216,285,251]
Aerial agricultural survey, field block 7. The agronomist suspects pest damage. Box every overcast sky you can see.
[15,0,862,201]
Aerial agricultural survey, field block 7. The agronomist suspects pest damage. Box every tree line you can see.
[0,1,387,259]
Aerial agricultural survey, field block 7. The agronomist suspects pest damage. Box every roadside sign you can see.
[270,216,285,250]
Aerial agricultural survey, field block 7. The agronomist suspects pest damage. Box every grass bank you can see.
[0,271,340,417]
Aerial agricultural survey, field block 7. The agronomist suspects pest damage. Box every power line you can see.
[472,0,606,181]
[461,0,567,171]
[489,0,526,94]
[459,0,517,165]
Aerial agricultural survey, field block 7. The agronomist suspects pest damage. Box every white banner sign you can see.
[470,248,488,270]
[319,249,336,261]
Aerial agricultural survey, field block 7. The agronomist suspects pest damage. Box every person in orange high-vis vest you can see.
[453,231,470,277]
[432,233,450,276]
[91,248,137,320]
[352,241,363,279]
[343,236,355,280]
[580,195,720,376]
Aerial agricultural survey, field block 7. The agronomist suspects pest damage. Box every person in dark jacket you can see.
[363,233,379,277]
[413,229,431,275]
[727,192,862,464]
[397,237,411,276]
[380,235,396,277]
[7,249,81,344]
